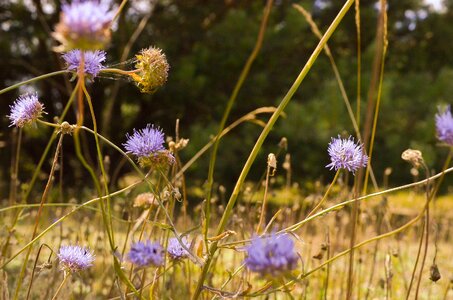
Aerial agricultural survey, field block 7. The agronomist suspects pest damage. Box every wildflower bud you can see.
[59,121,76,135]
[131,47,169,93]
[429,264,441,282]
[384,167,392,176]
[283,153,291,170]
[133,193,159,208]
[401,149,424,169]
[267,153,277,169]
[278,137,288,150]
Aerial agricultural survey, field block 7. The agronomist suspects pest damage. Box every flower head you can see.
[167,237,190,260]
[62,49,106,77]
[53,0,114,51]
[127,241,164,267]
[244,234,298,276]
[58,245,95,272]
[123,124,174,167]
[8,93,45,127]
[131,47,169,93]
[326,135,368,174]
[435,105,453,145]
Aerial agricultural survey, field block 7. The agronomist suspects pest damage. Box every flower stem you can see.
[51,272,69,300]
[191,1,355,298]
[0,70,68,95]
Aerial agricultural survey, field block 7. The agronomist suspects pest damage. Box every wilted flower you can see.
[130,47,169,93]
[167,237,190,260]
[244,234,298,276]
[128,240,164,267]
[53,0,114,51]
[326,135,368,174]
[62,49,106,77]
[58,245,95,272]
[435,105,453,145]
[401,149,424,169]
[8,92,45,127]
[123,124,175,167]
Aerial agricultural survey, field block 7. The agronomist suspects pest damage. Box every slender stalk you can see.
[191,1,355,298]
[9,128,22,205]
[203,0,273,246]
[0,70,68,95]
[305,170,340,219]
[13,134,64,300]
[256,163,272,233]
[51,272,69,300]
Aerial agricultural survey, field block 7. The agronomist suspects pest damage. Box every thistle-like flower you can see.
[8,92,45,127]
[131,47,169,93]
[62,49,106,77]
[435,105,453,146]
[123,124,175,167]
[244,234,298,276]
[326,135,368,174]
[53,0,114,51]
[58,245,95,273]
[127,241,164,267]
[167,237,190,260]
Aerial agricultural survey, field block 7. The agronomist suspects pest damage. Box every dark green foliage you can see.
[1,0,453,196]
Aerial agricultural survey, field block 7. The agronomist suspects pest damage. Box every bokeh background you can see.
[1,0,453,198]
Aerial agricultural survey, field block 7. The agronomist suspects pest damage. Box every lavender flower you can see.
[167,237,190,260]
[435,105,453,145]
[127,241,164,267]
[244,234,298,276]
[53,0,114,51]
[58,245,95,272]
[123,124,174,167]
[8,93,45,127]
[326,135,368,174]
[62,49,106,77]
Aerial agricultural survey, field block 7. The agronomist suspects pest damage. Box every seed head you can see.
[244,234,298,276]
[131,47,169,93]
[58,245,95,273]
[53,0,114,51]
[326,135,368,174]
[62,49,106,77]
[167,237,190,260]
[127,240,164,267]
[8,92,45,128]
[435,105,453,146]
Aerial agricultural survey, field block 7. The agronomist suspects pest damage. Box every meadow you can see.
[1,0,453,299]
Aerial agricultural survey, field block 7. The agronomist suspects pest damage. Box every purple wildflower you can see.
[127,241,164,267]
[123,124,174,167]
[244,234,298,276]
[326,135,368,174]
[167,237,190,260]
[62,49,106,77]
[8,92,45,127]
[435,105,453,145]
[58,245,95,272]
[53,0,114,51]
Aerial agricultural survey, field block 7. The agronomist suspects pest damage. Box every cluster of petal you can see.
[244,234,298,276]
[58,245,95,272]
[8,93,45,127]
[62,49,106,77]
[123,124,174,167]
[326,135,368,174]
[53,0,114,51]
[167,237,190,260]
[131,47,169,93]
[127,241,164,267]
[435,105,453,146]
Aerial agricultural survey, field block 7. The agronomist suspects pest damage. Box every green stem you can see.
[0,70,68,95]
[191,1,355,298]
[203,0,273,246]
[305,170,340,219]
[51,272,69,300]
